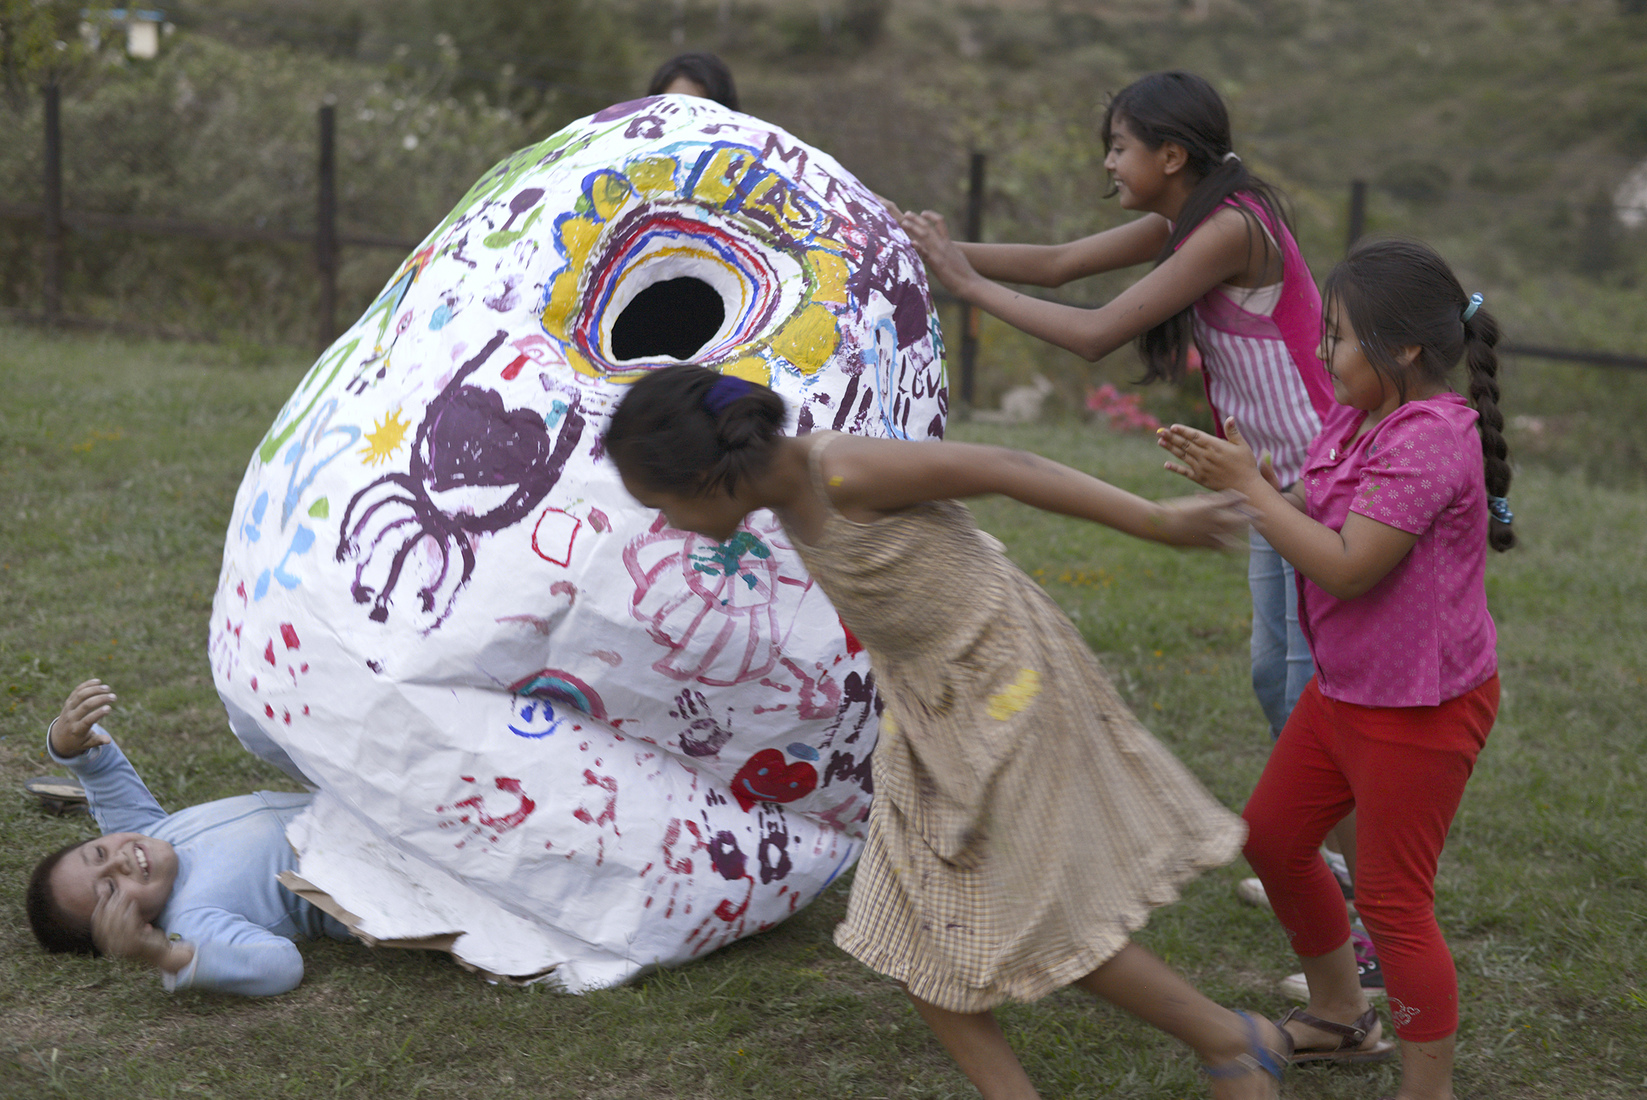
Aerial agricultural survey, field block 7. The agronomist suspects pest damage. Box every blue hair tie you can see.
[1461,293,1484,323]
[1487,495,1513,525]
[703,374,754,416]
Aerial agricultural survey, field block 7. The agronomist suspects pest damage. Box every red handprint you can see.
[435,776,537,848]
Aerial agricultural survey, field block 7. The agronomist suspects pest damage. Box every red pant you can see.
[1243,676,1497,1043]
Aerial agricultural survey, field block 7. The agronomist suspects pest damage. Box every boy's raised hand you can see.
[50,679,116,758]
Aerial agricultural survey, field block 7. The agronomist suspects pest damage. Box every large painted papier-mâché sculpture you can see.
[209,95,945,990]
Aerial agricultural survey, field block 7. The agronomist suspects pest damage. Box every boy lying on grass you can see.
[25,679,355,996]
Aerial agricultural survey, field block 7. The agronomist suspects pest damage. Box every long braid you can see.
[1462,306,1515,551]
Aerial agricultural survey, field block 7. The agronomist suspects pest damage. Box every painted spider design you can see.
[336,330,587,629]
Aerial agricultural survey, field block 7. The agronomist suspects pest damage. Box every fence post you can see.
[959,151,986,409]
[316,103,338,353]
[1346,178,1367,253]
[43,82,63,325]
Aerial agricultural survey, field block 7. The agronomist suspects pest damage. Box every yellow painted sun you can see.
[360,408,412,466]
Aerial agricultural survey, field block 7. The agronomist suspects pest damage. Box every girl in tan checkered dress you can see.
[609,365,1287,1100]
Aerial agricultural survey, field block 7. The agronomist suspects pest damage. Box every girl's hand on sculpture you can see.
[898,210,983,299]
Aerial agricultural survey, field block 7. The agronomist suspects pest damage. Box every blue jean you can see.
[1249,528,1314,737]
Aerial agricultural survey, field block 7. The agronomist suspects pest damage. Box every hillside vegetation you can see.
[2,0,1644,470]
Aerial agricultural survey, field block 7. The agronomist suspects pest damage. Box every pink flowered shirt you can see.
[1298,393,1497,707]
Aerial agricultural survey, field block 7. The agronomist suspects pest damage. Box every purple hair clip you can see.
[703,374,754,415]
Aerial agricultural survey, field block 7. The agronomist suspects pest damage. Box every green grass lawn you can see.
[1,325,1642,1099]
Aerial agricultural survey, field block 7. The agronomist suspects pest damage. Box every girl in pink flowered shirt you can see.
[1160,238,1516,1100]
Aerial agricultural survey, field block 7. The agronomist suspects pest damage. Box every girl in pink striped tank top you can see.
[893,70,1332,739]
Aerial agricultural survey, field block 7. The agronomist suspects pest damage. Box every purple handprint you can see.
[670,688,735,758]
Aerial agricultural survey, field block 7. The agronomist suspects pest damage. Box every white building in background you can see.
[79,9,171,60]
[1618,159,1647,230]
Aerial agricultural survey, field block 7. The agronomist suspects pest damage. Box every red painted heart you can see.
[730,748,817,812]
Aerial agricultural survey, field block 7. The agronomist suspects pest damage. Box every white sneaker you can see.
[1235,877,1272,910]
[1240,866,1358,917]
[1278,970,1387,1002]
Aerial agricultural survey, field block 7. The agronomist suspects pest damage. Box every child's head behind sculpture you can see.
[646,52,740,110]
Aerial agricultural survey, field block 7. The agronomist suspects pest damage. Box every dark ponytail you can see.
[1101,71,1295,383]
[1323,238,1516,552]
[606,365,786,497]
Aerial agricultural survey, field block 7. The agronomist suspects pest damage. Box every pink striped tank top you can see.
[1178,197,1333,487]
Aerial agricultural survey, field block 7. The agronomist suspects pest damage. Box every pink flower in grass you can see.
[1085,384,1161,433]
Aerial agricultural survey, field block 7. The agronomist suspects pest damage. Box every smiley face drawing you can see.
[210,95,944,992]
[730,748,820,813]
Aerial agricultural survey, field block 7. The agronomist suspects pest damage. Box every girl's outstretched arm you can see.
[876,195,1162,285]
[899,206,1256,362]
[1158,421,1417,598]
[818,435,1247,550]
[955,217,1169,287]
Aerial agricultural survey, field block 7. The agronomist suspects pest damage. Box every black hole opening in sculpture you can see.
[610,277,726,361]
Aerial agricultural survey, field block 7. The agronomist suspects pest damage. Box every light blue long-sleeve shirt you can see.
[50,728,354,996]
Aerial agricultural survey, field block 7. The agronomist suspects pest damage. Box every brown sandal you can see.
[25,775,88,816]
[1275,1005,1395,1064]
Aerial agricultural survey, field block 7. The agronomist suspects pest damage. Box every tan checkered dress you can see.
[787,437,1245,1013]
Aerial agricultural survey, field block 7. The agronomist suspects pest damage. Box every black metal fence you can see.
[0,85,418,352]
[4,84,1646,377]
